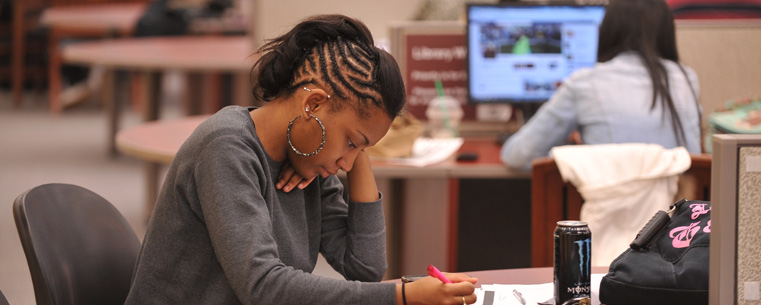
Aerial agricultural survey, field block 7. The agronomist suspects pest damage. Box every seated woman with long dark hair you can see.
[501,0,702,171]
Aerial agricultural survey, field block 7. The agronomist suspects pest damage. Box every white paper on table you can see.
[373,137,464,167]
[475,283,553,305]
[472,273,604,305]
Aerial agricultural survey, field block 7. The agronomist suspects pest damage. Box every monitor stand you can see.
[514,102,544,122]
[495,102,545,146]
[495,131,513,146]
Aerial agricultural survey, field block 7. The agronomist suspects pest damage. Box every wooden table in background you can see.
[63,36,255,155]
[40,2,146,113]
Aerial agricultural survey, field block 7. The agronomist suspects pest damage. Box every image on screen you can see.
[467,3,606,104]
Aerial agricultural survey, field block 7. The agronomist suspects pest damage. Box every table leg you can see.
[48,28,63,114]
[141,71,162,121]
[11,2,24,107]
[145,161,161,222]
[186,73,204,115]
[207,72,223,114]
[388,178,404,279]
[101,68,120,156]
[233,72,253,106]
[400,178,450,274]
[447,178,460,272]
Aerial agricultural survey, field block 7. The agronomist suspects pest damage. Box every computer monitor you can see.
[466,2,606,116]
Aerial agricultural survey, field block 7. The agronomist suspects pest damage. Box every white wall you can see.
[676,20,761,116]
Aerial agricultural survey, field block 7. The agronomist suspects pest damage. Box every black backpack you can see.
[599,199,710,305]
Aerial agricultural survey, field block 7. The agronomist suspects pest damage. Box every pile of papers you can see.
[472,274,604,305]
[374,137,464,167]
[475,283,554,305]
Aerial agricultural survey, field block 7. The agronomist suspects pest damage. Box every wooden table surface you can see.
[62,36,256,71]
[40,3,145,34]
[116,115,209,164]
[116,114,525,178]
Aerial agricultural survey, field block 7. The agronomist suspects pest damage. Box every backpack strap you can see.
[630,198,688,250]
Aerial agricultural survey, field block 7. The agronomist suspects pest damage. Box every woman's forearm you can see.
[346,151,379,202]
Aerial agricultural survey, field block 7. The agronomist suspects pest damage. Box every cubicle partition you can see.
[710,134,761,305]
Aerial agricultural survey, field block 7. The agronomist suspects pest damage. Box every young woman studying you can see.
[124,14,477,305]
[501,0,702,171]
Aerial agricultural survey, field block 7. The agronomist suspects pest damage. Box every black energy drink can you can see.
[554,221,592,305]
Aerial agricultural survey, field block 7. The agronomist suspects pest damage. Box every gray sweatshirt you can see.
[125,106,395,304]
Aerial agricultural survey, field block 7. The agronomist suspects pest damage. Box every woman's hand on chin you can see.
[276,161,316,192]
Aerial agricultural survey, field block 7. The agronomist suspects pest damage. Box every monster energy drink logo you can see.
[567,285,591,294]
[573,238,591,276]
[568,238,591,295]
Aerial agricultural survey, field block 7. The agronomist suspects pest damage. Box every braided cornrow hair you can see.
[251,14,405,119]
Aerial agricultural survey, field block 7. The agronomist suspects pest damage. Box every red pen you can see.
[427,264,453,284]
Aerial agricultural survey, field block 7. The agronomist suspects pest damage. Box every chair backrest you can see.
[0,288,10,305]
[13,183,141,305]
[530,154,712,267]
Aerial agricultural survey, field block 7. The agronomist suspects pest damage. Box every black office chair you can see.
[0,288,9,305]
[13,183,141,305]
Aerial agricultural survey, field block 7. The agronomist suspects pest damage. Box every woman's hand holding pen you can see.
[399,272,479,305]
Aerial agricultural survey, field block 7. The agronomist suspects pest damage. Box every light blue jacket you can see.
[501,52,702,171]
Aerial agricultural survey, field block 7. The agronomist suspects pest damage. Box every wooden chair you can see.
[530,154,712,267]
[45,0,149,113]
[9,0,49,107]
[9,0,148,110]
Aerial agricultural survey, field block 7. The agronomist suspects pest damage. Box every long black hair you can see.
[597,0,696,145]
[251,14,406,119]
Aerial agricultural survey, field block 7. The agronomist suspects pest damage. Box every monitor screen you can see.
[466,3,606,104]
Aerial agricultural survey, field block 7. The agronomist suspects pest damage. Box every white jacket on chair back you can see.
[550,143,691,266]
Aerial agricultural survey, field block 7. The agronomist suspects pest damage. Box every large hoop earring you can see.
[287,114,326,157]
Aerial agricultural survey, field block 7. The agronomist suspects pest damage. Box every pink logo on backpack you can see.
[689,203,711,220]
[669,222,702,248]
